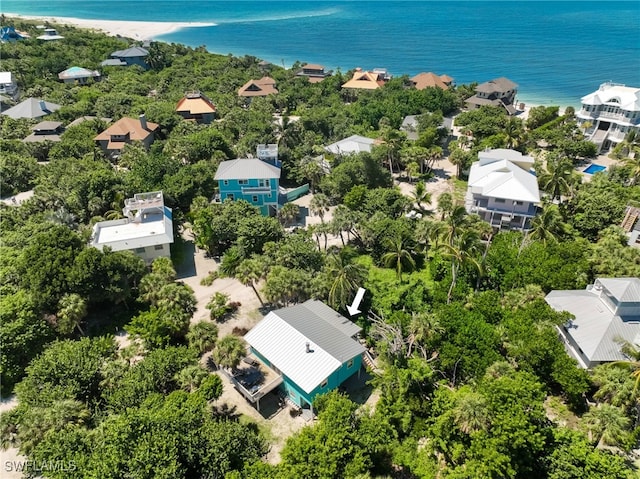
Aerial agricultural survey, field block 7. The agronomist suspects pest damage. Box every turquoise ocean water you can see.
[3,1,639,107]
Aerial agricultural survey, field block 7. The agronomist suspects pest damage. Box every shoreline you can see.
[5,13,216,41]
[5,13,579,108]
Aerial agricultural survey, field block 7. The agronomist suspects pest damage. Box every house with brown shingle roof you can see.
[296,63,332,83]
[341,68,388,90]
[175,91,217,124]
[238,77,278,101]
[410,72,454,90]
[465,77,519,115]
[94,114,159,157]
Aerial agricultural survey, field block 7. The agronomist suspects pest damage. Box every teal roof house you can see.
[214,158,281,216]
[244,300,365,412]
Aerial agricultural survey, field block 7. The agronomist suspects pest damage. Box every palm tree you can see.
[441,230,482,303]
[406,162,420,183]
[381,235,416,281]
[437,192,453,221]
[277,202,299,227]
[298,156,325,193]
[443,205,469,246]
[583,403,630,447]
[186,321,219,355]
[538,154,578,203]
[504,117,525,149]
[235,257,265,306]
[175,365,209,392]
[381,127,407,174]
[310,193,331,224]
[425,146,443,173]
[622,153,640,185]
[325,248,368,311]
[407,312,443,359]
[410,182,432,214]
[610,341,640,397]
[213,335,246,370]
[528,202,568,244]
[454,391,491,434]
[56,293,88,336]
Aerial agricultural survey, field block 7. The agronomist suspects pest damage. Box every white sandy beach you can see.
[5,13,215,40]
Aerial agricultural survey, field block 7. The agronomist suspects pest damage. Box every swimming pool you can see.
[583,164,607,174]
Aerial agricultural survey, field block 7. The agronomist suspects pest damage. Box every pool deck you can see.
[576,155,618,182]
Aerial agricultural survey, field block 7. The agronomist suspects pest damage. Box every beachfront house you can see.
[214,158,281,216]
[94,114,159,157]
[295,63,333,83]
[243,300,366,413]
[238,77,278,102]
[410,72,454,90]
[23,121,64,143]
[58,66,101,85]
[325,134,378,156]
[0,72,19,100]
[175,91,217,123]
[465,77,519,115]
[0,26,29,42]
[465,148,540,231]
[90,191,174,264]
[1,97,61,119]
[341,68,389,90]
[37,28,64,41]
[545,278,640,369]
[576,82,640,153]
[101,46,149,68]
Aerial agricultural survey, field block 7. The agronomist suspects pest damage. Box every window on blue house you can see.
[321,378,328,388]
[227,194,234,200]
[239,179,248,185]
[223,180,229,186]
[252,195,258,202]
[258,179,267,187]
[347,359,354,368]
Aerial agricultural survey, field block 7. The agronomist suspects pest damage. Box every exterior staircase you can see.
[621,206,640,232]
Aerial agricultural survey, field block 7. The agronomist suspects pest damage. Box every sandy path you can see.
[0,396,27,479]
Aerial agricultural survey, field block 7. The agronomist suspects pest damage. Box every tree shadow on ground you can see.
[174,235,196,279]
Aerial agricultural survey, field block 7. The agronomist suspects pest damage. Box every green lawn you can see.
[450,177,468,205]
[356,254,433,286]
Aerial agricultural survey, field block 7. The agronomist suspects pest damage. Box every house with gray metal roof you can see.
[545,277,640,368]
[214,158,281,216]
[324,134,379,156]
[465,77,519,115]
[244,300,365,411]
[1,97,61,119]
[101,46,149,69]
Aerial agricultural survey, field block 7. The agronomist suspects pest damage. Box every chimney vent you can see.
[139,113,147,130]
[305,342,310,353]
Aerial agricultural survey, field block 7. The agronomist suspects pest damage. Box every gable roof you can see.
[580,83,640,111]
[175,92,216,115]
[325,134,378,155]
[58,66,100,81]
[244,300,365,393]
[238,77,278,97]
[468,150,540,203]
[94,116,159,145]
[411,72,452,90]
[1,97,61,119]
[111,46,149,58]
[476,77,518,94]
[341,70,386,90]
[214,158,281,181]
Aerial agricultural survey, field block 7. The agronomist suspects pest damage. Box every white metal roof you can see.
[325,135,376,155]
[546,289,640,363]
[468,154,540,203]
[91,206,173,252]
[597,277,640,303]
[580,83,640,112]
[214,158,281,181]
[244,301,365,393]
[0,72,14,84]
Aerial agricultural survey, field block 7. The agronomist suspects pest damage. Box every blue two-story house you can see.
[244,300,365,412]
[214,158,281,216]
